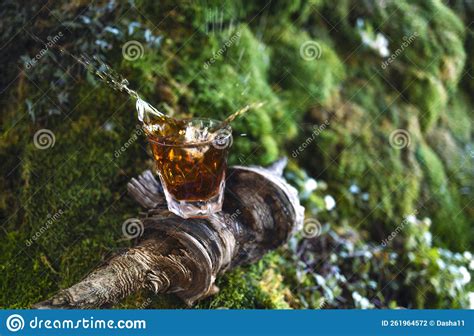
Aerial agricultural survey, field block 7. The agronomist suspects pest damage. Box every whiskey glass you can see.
[147,118,232,218]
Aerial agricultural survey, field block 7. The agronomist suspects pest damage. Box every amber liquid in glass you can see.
[149,140,228,201]
[146,118,229,202]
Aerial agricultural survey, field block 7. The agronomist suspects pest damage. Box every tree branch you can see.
[33,158,304,308]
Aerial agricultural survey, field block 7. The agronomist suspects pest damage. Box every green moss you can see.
[0,81,150,306]
[416,143,472,249]
[267,26,345,109]
[443,92,472,143]
[323,0,465,132]
[297,100,423,243]
[404,74,447,131]
[0,231,57,308]
[196,253,293,309]
[417,143,447,190]
[180,24,286,164]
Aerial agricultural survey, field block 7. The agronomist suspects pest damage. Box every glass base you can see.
[162,186,224,219]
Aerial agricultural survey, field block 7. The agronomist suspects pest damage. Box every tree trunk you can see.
[33,158,304,309]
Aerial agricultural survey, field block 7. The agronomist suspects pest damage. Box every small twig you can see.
[221,101,265,126]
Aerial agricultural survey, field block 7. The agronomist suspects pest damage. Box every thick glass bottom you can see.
[161,179,225,219]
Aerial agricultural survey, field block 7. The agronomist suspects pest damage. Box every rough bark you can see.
[33,158,304,309]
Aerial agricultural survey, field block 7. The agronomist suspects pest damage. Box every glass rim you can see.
[147,117,232,147]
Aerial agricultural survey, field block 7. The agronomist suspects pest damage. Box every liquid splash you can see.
[60,49,184,138]
[60,49,258,145]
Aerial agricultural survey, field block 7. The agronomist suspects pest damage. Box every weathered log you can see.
[33,158,304,309]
